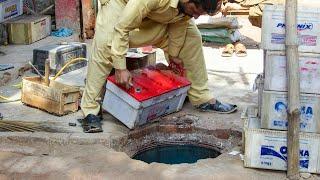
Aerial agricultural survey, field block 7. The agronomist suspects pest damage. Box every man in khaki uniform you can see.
[80,0,237,133]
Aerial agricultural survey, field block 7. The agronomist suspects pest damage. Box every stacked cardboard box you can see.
[244,5,320,174]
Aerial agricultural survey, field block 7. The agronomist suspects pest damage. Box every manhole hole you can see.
[133,144,221,164]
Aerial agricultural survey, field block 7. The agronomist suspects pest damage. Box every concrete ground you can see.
[0,17,318,179]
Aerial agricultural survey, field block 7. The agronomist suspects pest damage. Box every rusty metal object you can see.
[81,0,96,39]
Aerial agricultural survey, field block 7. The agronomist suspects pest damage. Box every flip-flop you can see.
[77,117,103,133]
[234,42,247,57]
[221,44,235,57]
[196,100,238,114]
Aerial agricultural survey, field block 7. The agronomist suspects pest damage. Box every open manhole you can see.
[116,115,242,164]
[133,144,221,164]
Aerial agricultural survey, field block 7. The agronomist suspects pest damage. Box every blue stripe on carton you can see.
[261,145,309,169]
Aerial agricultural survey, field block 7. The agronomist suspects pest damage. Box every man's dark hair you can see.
[190,0,220,14]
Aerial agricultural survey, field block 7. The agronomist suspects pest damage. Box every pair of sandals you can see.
[221,42,247,57]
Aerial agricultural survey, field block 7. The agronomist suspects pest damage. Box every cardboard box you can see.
[264,51,320,94]
[261,90,320,133]
[243,106,320,173]
[0,0,23,23]
[7,15,51,44]
[261,5,320,53]
[102,68,191,129]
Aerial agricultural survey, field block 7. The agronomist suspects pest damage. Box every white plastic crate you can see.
[0,0,23,23]
[261,5,320,53]
[243,107,320,173]
[264,51,320,94]
[102,69,191,129]
[261,90,320,133]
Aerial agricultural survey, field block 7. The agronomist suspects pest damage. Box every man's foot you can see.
[196,100,238,114]
[78,114,103,133]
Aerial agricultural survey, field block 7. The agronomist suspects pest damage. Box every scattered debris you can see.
[68,122,77,127]
[0,64,14,71]
[51,28,73,37]
[300,173,312,179]
[0,72,12,86]
[228,150,240,156]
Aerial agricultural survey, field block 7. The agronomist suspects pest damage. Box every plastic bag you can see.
[195,16,241,29]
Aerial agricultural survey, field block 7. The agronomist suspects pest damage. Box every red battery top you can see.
[107,68,191,102]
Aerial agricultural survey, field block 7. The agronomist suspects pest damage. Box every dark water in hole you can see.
[133,145,221,164]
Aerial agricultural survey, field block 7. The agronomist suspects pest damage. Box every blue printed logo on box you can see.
[276,23,314,31]
[260,145,309,169]
[4,3,18,19]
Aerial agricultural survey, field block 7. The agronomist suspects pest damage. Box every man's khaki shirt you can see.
[102,0,191,69]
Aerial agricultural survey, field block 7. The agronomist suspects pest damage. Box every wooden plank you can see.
[63,102,79,114]
[22,92,62,115]
[23,79,61,102]
[44,60,50,86]
[63,92,80,104]
[285,0,300,179]
[81,0,96,39]
[50,80,80,93]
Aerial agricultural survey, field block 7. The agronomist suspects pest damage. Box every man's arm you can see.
[167,18,190,58]
[111,0,158,70]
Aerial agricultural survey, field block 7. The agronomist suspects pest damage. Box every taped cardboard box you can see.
[261,5,320,53]
[7,15,51,44]
[243,107,320,173]
[264,51,320,94]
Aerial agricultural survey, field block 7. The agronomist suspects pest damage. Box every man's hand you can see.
[115,69,132,90]
[169,56,186,77]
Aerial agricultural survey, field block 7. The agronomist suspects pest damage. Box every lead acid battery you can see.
[102,68,191,129]
[32,42,87,75]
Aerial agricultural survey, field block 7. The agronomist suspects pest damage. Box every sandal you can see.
[221,44,235,57]
[196,100,238,114]
[234,42,247,57]
[78,114,103,133]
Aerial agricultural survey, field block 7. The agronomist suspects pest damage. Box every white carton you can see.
[102,69,191,129]
[243,107,320,173]
[261,5,320,53]
[0,0,23,23]
[261,90,320,133]
[264,51,320,94]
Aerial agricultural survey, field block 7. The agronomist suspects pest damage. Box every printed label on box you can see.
[262,5,320,53]
[260,145,310,169]
[2,0,20,20]
[269,95,317,131]
[267,54,320,93]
